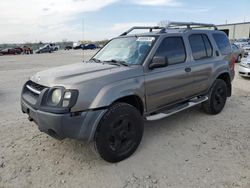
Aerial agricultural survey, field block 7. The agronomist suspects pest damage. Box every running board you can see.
[146,96,208,121]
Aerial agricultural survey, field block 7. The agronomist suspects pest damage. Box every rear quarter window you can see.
[189,34,213,60]
[213,33,231,55]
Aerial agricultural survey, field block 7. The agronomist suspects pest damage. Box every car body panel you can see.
[232,44,245,60]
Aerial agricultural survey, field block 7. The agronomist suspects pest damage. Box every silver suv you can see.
[21,22,235,162]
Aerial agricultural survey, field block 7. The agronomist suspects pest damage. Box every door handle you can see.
[185,67,191,73]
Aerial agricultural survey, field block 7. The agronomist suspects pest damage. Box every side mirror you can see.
[149,56,168,69]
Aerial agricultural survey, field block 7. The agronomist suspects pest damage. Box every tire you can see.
[94,103,144,163]
[202,79,228,115]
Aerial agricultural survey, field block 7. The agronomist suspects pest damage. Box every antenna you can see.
[82,17,85,62]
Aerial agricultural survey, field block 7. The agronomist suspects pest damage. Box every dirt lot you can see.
[0,50,250,188]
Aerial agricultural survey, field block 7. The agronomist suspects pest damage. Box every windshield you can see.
[93,36,156,65]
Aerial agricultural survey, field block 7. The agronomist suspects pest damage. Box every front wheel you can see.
[94,103,144,163]
[202,79,228,115]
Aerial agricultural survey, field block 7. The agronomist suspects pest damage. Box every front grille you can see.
[26,80,47,92]
[22,81,48,106]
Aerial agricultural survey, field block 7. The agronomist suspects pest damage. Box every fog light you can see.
[62,100,69,107]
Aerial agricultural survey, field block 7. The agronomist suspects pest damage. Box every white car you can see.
[243,44,250,54]
[239,56,250,77]
[234,38,249,48]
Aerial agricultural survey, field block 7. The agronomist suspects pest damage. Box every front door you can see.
[145,36,195,113]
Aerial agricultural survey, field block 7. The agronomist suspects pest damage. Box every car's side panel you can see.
[183,32,216,94]
[144,64,194,112]
[88,76,146,111]
[143,35,196,113]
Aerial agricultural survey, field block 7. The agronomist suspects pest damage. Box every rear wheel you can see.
[94,103,144,163]
[202,79,228,115]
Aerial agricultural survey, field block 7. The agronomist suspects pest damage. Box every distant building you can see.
[217,22,250,40]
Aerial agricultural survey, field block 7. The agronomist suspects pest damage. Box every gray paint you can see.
[22,28,234,141]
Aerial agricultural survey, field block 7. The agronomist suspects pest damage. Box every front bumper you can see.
[239,65,250,77]
[21,99,106,142]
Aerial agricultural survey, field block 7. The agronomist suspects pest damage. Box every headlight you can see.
[51,89,62,105]
[44,87,78,110]
[240,62,250,68]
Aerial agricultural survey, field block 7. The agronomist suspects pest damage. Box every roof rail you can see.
[120,26,164,36]
[119,22,218,36]
[165,21,218,30]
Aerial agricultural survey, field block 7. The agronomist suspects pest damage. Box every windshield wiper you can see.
[104,59,129,66]
[90,58,101,63]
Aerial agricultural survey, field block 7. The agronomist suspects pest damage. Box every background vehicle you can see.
[239,56,250,77]
[231,44,245,62]
[21,22,234,163]
[35,44,53,54]
[49,43,60,51]
[73,43,84,50]
[14,47,23,54]
[83,44,98,50]
[243,44,250,56]
[234,38,249,48]
[0,48,19,55]
[23,46,33,54]
[64,46,73,50]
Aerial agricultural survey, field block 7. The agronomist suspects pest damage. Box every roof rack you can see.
[165,21,218,30]
[120,22,218,36]
[120,26,164,36]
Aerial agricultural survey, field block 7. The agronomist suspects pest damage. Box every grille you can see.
[26,80,47,92]
[22,81,48,106]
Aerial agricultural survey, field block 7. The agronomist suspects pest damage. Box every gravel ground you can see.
[0,50,250,188]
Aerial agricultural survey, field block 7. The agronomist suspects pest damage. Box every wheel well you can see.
[113,95,144,115]
[217,73,231,97]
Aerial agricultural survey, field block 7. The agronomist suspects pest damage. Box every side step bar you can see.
[146,96,208,121]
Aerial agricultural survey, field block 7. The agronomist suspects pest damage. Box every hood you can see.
[30,62,144,88]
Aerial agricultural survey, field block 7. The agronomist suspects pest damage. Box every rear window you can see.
[189,34,213,60]
[213,33,231,55]
[155,37,186,65]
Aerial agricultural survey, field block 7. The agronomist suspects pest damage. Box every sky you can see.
[0,0,250,43]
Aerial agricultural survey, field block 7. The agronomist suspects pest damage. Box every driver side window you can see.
[155,37,186,65]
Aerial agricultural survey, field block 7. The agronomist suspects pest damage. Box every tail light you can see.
[230,55,236,71]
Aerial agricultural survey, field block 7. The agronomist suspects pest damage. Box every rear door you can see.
[145,36,195,112]
[187,33,215,94]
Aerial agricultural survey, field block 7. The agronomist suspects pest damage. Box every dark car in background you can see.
[14,47,23,54]
[0,48,19,56]
[65,46,73,50]
[83,44,98,50]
